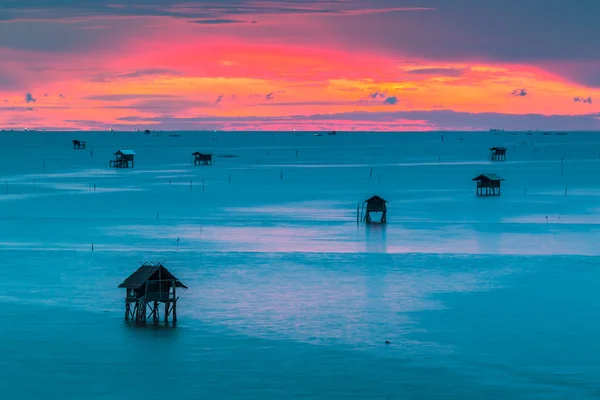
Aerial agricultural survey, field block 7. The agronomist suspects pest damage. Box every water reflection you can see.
[365,223,388,253]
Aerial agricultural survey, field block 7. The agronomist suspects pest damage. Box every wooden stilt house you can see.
[109,149,136,168]
[72,140,86,150]
[192,152,213,166]
[489,147,507,161]
[118,261,187,324]
[363,195,387,223]
[473,173,505,196]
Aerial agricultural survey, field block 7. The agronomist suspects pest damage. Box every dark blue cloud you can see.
[369,92,387,99]
[383,96,399,105]
[25,93,36,103]
[574,96,593,104]
[111,109,600,131]
[511,89,527,97]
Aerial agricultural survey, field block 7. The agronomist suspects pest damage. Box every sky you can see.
[0,0,599,131]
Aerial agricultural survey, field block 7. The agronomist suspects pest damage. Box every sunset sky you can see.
[1,0,599,131]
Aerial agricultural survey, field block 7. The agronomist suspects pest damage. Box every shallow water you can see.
[1,130,600,399]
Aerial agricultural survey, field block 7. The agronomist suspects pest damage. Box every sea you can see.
[1,130,600,399]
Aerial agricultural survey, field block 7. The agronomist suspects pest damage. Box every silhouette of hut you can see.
[473,173,504,196]
[118,261,187,323]
[489,147,507,161]
[72,140,86,150]
[192,152,213,166]
[363,195,387,223]
[109,149,136,168]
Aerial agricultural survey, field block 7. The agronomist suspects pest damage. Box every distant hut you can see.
[472,173,505,196]
[118,261,187,324]
[72,140,86,150]
[109,149,136,168]
[489,147,507,161]
[363,195,387,223]
[192,152,213,166]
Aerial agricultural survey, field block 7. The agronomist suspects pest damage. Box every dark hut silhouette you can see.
[109,149,136,168]
[473,173,505,196]
[118,261,187,324]
[363,195,387,223]
[72,140,86,150]
[489,147,507,161]
[192,152,213,166]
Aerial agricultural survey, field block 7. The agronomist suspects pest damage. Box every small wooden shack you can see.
[363,195,387,223]
[72,140,86,150]
[109,149,136,168]
[489,147,507,161]
[473,173,505,196]
[192,152,213,166]
[118,261,187,324]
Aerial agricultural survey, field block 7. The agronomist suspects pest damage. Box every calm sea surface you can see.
[1,130,600,399]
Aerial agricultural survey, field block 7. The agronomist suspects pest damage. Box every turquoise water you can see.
[1,131,600,398]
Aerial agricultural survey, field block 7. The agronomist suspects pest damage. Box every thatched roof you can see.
[364,195,387,204]
[115,149,136,156]
[489,147,507,151]
[472,173,505,182]
[118,262,187,289]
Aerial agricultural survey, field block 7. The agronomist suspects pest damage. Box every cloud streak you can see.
[574,96,593,104]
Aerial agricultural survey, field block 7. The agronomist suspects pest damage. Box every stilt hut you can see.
[118,261,187,324]
[473,174,504,196]
[72,140,86,150]
[489,147,507,161]
[192,152,213,166]
[363,195,387,223]
[109,149,136,168]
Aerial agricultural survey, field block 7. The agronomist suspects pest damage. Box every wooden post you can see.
[369,167,373,178]
[561,157,563,175]
[357,203,360,224]
[172,280,177,322]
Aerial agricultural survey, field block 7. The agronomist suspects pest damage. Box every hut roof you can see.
[118,262,187,289]
[489,147,507,151]
[364,195,387,203]
[192,152,212,156]
[115,149,136,156]
[472,173,505,182]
